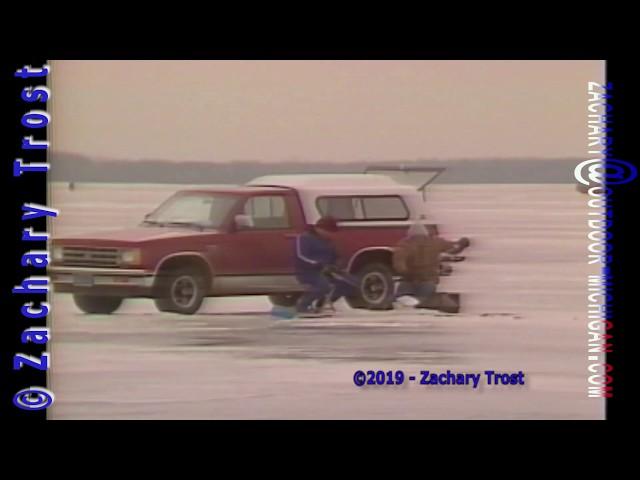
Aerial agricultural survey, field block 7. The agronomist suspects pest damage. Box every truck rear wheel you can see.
[73,295,123,314]
[154,267,206,315]
[269,293,302,308]
[346,263,395,310]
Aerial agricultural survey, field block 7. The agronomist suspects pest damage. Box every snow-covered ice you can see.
[48,182,606,419]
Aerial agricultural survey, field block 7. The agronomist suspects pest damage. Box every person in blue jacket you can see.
[295,216,356,316]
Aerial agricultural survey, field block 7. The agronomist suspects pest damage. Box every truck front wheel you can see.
[346,263,395,310]
[73,295,123,314]
[154,267,206,315]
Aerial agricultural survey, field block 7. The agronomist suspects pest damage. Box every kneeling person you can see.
[392,222,469,313]
[294,216,356,317]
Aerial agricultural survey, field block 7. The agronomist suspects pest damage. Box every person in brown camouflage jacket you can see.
[392,222,469,310]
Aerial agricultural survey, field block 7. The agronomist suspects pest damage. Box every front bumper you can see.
[49,266,155,297]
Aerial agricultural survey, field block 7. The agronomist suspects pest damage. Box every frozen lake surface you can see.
[48,182,606,419]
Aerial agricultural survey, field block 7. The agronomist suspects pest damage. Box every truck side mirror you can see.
[234,214,254,231]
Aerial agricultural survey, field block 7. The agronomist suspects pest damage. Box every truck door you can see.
[224,193,299,275]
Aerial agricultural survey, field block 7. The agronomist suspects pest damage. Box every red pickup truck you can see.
[50,170,459,315]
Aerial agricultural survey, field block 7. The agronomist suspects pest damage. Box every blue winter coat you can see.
[294,230,338,280]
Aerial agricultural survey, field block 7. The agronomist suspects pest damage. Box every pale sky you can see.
[50,60,604,163]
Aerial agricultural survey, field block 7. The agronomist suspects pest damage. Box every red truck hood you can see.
[54,226,220,245]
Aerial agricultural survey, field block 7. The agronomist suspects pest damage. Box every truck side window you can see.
[317,197,364,220]
[362,196,408,219]
[243,195,291,229]
[317,196,408,221]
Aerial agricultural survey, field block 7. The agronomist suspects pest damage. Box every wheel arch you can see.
[347,247,395,274]
[153,252,214,294]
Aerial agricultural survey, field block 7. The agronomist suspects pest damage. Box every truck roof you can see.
[247,174,418,194]
[179,174,420,197]
[248,174,396,187]
[178,185,288,194]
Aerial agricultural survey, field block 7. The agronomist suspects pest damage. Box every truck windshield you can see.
[142,193,238,229]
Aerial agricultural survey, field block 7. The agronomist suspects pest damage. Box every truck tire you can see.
[154,267,206,315]
[269,293,302,308]
[73,295,123,314]
[346,263,395,310]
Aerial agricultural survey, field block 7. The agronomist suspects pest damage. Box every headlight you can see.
[120,248,142,266]
[52,246,63,262]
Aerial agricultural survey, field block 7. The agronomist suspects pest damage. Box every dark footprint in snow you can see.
[480,313,522,319]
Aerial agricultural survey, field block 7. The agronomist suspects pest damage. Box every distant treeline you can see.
[49,152,580,184]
